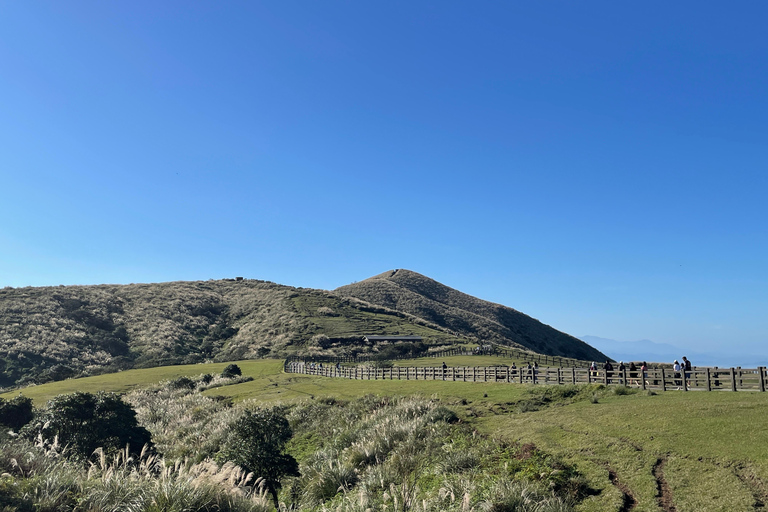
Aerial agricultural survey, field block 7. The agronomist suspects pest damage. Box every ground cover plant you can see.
[4,358,768,510]
[0,372,584,511]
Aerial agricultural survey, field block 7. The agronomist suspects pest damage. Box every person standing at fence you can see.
[682,356,692,388]
[673,360,682,389]
[603,360,613,384]
[629,362,638,386]
[442,361,447,380]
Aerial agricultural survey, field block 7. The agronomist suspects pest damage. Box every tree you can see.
[0,395,33,431]
[23,392,151,459]
[219,407,299,507]
[221,363,242,378]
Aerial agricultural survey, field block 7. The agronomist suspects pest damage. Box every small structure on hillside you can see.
[364,335,422,343]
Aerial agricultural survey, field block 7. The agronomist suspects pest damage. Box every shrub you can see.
[0,395,34,430]
[169,376,196,390]
[23,392,152,459]
[310,334,332,349]
[427,406,459,424]
[612,385,637,396]
[221,364,242,378]
[218,407,300,507]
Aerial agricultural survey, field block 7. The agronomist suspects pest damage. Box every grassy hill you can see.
[0,279,463,389]
[0,271,604,389]
[336,269,606,361]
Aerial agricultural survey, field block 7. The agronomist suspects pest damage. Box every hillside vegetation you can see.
[336,270,605,361]
[0,279,463,389]
[0,271,604,389]
[4,358,768,511]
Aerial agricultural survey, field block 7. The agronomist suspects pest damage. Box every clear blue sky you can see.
[1,2,766,359]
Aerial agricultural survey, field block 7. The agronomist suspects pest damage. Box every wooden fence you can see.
[285,361,768,392]
[284,343,590,369]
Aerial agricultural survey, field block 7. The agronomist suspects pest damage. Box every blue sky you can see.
[1,2,767,361]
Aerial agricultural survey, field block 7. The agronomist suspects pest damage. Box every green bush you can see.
[218,407,299,507]
[0,395,34,430]
[22,392,152,459]
[221,364,242,379]
[169,376,196,390]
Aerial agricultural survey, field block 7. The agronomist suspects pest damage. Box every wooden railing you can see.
[284,343,590,370]
[284,362,768,392]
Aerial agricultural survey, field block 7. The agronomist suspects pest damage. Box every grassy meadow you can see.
[4,356,768,511]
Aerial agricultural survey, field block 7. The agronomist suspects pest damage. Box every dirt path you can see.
[652,457,676,512]
[606,466,638,512]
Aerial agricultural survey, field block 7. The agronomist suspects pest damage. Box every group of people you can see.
[589,356,693,388]
[590,360,648,385]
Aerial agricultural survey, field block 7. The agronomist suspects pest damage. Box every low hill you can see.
[0,279,461,388]
[335,269,606,362]
[0,271,605,389]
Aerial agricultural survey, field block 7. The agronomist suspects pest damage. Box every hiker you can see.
[682,356,692,388]
[641,361,649,386]
[629,362,638,385]
[618,361,626,384]
[673,360,682,388]
[442,361,447,380]
[603,360,614,384]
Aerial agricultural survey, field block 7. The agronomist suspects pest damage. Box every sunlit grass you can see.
[7,357,768,511]
[477,390,768,511]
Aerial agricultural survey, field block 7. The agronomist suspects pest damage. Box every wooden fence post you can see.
[731,368,737,391]
[760,367,766,392]
[705,368,711,391]
[660,368,666,391]
[571,367,576,384]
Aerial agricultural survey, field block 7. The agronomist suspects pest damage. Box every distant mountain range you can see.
[0,269,605,388]
[580,335,768,368]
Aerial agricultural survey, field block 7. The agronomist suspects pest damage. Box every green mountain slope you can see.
[0,271,605,388]
[335,269,606,362]
[0,279,460,388]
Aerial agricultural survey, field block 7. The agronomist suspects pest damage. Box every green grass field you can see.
[5,357,768,511]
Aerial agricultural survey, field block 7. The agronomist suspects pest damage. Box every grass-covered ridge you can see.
[336,269,607,361]
[0,271,608,389]
[0,278,466,389]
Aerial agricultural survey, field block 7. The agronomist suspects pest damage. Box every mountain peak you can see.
[337,270,606,361]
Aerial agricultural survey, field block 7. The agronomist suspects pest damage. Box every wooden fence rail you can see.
[284,362,768,392]
[284,343,590,369]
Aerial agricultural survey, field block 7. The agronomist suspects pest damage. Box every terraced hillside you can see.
[336,269,606,361]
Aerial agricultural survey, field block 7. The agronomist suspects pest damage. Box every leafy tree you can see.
[221,363,242,378]
[0,395,33,431]
[23,392,151,459]
[219,408,299,507]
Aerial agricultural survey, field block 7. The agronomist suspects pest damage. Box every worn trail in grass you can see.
[477,390,768,512]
